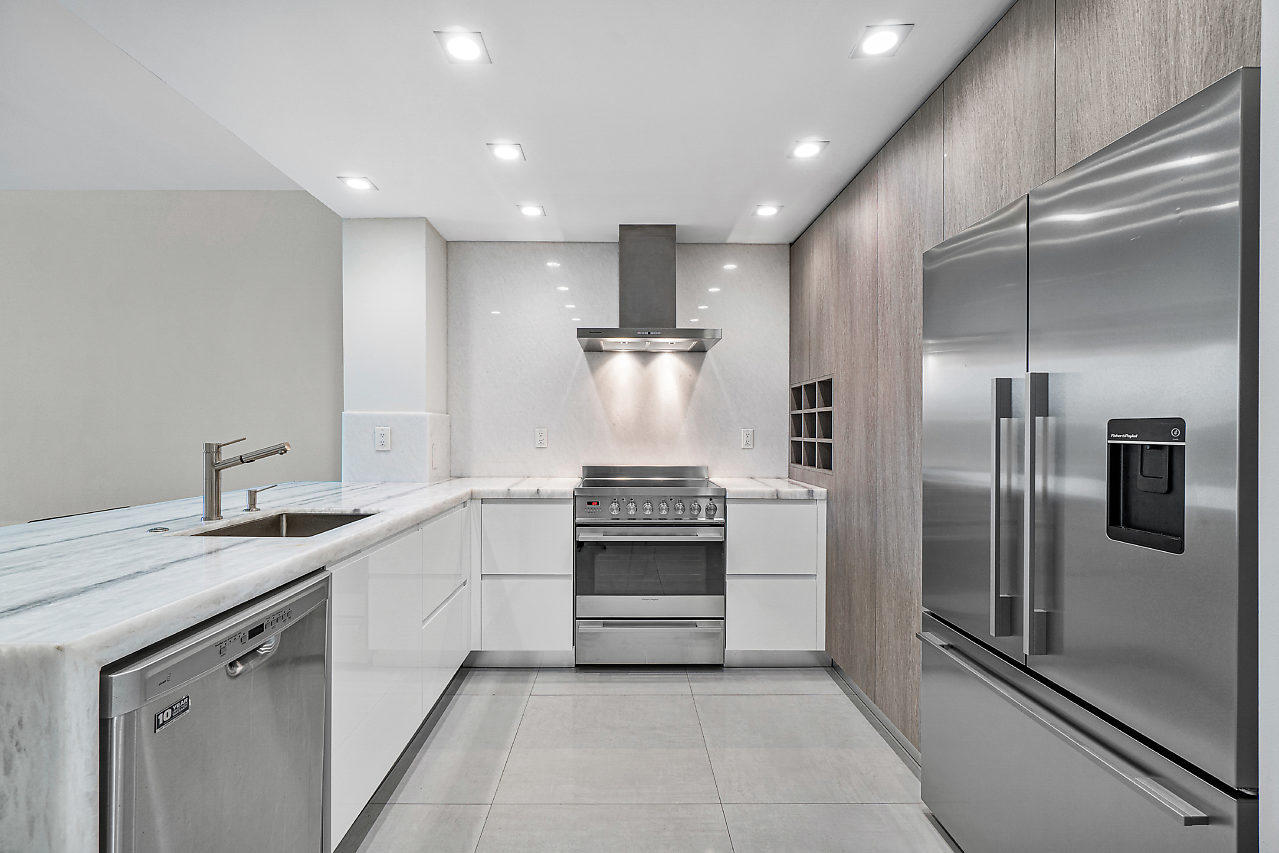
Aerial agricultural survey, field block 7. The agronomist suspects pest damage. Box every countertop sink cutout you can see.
[190,511,374,538]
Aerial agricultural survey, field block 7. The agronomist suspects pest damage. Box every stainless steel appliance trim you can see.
[101,573,329,717]
[578,619,724,630]
[918,630,1209,826]
[574,617,726,665]
[990,377,1015,637]
[575,525,725,543]
[575,594,726,619]
[1023,371,1049,656]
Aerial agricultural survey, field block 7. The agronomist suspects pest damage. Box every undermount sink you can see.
[193,511,373,538]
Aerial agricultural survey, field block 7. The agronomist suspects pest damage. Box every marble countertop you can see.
[0,474,823,849]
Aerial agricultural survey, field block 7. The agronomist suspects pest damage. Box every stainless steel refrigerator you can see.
[920,68,1258,852]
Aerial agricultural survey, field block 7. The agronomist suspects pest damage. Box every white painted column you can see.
[341,218,449,482]
[1260,1,1277,848]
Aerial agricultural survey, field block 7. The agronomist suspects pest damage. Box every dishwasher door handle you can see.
[225,634,280,678]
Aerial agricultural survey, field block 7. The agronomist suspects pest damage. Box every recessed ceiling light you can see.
[565,304,576,308]
[708,287,721,293]
[435,30,491,63]
[556,286,569,291]
[546,261,561,268]
[755,204,781,217]
[487,142,525,161]
[850,24,914,58]
[689,318,700,323]
[571,317,581,322]
[491,310,501,315]
[722,263,738,270]
[698,305,709,310]
[338,175,377,191]
[790,139,829,159]
[519,204,546,217]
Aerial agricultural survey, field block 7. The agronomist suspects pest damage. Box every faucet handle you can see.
[217,436,247,449]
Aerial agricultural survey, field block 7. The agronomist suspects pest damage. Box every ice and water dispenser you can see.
[1106,418,1186,554]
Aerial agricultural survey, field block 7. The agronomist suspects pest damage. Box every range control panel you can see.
[575,495,724,523]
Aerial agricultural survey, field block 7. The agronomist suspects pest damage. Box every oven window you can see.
[575,540,725,596]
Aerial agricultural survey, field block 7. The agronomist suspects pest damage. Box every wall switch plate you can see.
[534,427,549,449]
[374,426,392,451]
[741,428,755,450]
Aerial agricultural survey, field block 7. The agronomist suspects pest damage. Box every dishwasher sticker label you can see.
[154,696,190,733]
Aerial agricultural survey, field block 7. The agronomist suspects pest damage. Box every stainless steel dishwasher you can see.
[101,572,330,853]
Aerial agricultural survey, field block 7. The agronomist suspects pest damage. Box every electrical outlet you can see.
[374,426,392,451]
[741,428,755,450]
[535,427,549,448]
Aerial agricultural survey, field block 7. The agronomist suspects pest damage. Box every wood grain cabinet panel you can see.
[873,92,943,748]
[789,234,809,384]
[942,0,1055,239]
[827,165,880,697]
[1055,0,1261,171]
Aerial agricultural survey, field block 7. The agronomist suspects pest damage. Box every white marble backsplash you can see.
[341,411,450,483]
[447,242,790,477]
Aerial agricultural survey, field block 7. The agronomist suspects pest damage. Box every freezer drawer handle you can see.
[225,634,280,678]
[1022,372,1050,655]
[989,377,1016,637]
[917,631,1210,827]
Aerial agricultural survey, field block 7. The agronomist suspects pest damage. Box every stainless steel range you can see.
[573,465,726,665]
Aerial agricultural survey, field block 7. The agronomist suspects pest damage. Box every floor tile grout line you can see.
[473,667,537,849]
[690,689,735,852]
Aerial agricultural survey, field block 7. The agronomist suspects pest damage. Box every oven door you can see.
[574,525,725,618]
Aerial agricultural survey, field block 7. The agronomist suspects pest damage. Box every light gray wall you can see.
[447,241,789,477]
[0,190,343,525]
[1259,1,1277,848]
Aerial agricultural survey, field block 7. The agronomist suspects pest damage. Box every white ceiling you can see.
[53,0,1010,241]
[0,0,296,190]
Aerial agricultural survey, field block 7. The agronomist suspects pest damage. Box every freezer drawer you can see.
[919,614,1255,853]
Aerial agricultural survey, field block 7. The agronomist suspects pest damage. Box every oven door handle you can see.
[575,526,725,543]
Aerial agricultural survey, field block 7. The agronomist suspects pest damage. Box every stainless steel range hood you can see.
[577,225,722,352]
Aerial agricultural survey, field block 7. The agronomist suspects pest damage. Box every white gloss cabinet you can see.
[329,503,475,850]
[478,500,574,656]
[723,499,826,654]
[726,500,818,574]
[481,575,573,652]
[480,499,572,575]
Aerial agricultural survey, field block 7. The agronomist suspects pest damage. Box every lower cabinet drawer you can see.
[421,581,469,712]
[481,576,573,651]
[920,614,1255,853]
[725,575,818,650]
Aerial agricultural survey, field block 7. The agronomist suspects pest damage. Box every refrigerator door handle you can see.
[917,631,1210,827]
[1023,372,1050,655]
[990,378,1016,636]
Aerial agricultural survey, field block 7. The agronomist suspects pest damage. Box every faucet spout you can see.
[203,439,291,521]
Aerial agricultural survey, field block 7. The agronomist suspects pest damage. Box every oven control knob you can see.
[609,500,621,516]
[705,501,718,519]
[642,500,653,515]
[658,500,669,515]
[673,501,685,515]
[690,501,701,517]
[626,500,637,515]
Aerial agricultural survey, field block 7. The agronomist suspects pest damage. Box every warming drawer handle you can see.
[916,631,1210,827]
[225,634,280,678]
[579,620,723,630]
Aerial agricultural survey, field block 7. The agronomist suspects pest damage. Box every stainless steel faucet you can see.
[203,437,290,521]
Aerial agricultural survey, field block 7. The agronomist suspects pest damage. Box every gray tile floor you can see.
[355,667,957,852]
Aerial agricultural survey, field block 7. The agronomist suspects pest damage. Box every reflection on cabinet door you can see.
[482,576,573,651]
[423,503,469,618]
[422,581,469,712]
